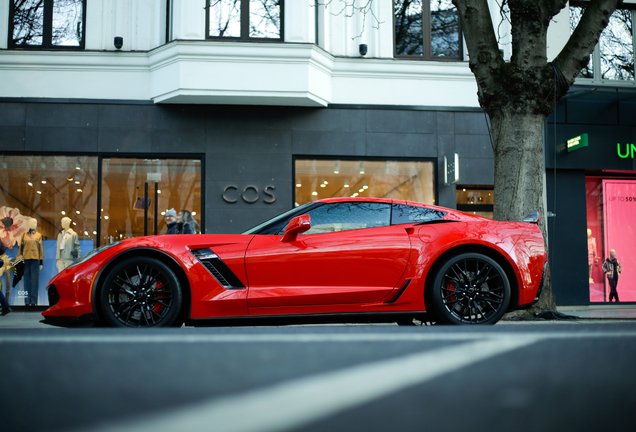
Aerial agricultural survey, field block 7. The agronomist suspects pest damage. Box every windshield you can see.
[242,202,317,235]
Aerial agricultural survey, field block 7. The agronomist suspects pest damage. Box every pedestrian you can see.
[602,249,622,302]
[176,210,200,234]
[164,208,178,234]
[0,241,12,315]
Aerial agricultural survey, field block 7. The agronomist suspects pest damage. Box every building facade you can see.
[0,0,635,306]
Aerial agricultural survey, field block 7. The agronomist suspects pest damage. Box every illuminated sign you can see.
[617,143,636,159]
[566,134,588,152]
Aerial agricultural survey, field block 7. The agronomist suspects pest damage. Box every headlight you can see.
[67,241,123,269]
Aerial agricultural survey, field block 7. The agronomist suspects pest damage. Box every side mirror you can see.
[281,214,311,242]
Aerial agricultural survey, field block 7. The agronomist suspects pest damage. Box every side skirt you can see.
[186,311,429,327]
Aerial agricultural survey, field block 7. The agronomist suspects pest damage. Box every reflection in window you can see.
[599,9,634,81]
[10,0,85,48]
[207,0,282,40]
[209,0,241,37]
[52,0,84,46]
[570,7,593,78]
[391,204,446,224]
[295,159,436,206]
[570,6,634,81]
[303,202,391,235]
[395,0,461,59]
[250,0,281,38]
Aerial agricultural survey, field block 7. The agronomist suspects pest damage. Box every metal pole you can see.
[144,182,148,236]
[154,182,159,235]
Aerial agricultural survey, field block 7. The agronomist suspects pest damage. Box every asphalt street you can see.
[1,313,635,432]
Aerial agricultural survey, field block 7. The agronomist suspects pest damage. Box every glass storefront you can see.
[586,176,636,303]
[455,185,494,218]
[100,157,201,242]
[294,159,436,206]
[0,155,201,306]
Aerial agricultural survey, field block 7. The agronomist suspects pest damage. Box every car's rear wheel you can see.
[99,257,182,327]
[427,253,510,325]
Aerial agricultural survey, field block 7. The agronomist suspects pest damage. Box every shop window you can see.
[9,0,86,49]
[456,185,493,219]
[100,158,202,242]
[206,0,282,41]
[394,0,462,59]
[294,159,436,206]
[586,176,636,303]
[0,155,98,306]
[570,4,634,81]
[0,155,202,307]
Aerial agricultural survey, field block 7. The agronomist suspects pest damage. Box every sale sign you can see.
[602,180,636,302]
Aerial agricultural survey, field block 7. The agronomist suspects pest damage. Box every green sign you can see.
[617,143,636,159]
[566,134,588,152]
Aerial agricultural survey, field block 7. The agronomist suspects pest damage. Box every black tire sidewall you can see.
[99,257,182,327]
[429,253,510,325]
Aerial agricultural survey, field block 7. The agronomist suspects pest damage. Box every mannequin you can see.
[56,217,80,272]
[18,218,43,306]
[587,229,598,283]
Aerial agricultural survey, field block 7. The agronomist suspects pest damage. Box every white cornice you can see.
[0,41,480,107]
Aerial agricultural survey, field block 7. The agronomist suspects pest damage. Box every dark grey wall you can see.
[0,101,494,234]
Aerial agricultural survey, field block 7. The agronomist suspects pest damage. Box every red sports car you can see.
[42,198,547,327]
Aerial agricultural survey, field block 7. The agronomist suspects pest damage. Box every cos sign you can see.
[223,185,276,204]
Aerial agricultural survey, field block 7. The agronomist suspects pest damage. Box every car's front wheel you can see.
[99,257,182,327]
[427,253,510,325]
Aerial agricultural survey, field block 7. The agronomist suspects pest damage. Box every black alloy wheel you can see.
[99,257,182,327]
[428,253,510,325]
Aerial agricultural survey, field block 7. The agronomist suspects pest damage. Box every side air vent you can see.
[190,248,246,290]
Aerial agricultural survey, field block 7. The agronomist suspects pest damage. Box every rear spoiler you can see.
[523,211,540,224]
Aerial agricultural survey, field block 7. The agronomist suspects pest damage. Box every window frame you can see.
[8,0,87,50]
[393,0,463,61]
[205,0,284,43]
[570,1,636,85]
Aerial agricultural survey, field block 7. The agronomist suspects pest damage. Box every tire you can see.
[427,253,510,325]
[99,257,183,327]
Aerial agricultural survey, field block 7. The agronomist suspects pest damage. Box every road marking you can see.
[73,336,540,432]
[2,331,636,344]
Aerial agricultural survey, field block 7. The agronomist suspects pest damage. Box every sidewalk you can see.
[558,305,636,320]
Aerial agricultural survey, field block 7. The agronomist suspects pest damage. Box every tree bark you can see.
[491,112,546,231]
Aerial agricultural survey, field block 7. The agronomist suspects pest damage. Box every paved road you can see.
[1,314,635,432]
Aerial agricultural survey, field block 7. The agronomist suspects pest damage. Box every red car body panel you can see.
[245,225,411,308]
[42,198,547,325]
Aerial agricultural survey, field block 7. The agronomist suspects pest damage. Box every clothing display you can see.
[19,230,44,264]
[18,229,43,305]
[56,228,80,272]
[23,259,40,305]
[587,236,597,265]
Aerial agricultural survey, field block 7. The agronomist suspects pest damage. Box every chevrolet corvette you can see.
[42,198,547,327]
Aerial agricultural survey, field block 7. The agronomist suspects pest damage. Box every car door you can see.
[245,202,411,308]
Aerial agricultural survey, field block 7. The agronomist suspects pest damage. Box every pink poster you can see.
[602,180,636,302]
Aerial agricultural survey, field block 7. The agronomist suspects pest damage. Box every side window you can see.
[391,204,446,225]
[10,0,86,49]
[302,202,391,235]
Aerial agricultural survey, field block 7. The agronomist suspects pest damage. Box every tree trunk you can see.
[490,111,556,313]
[491,112,546,228]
